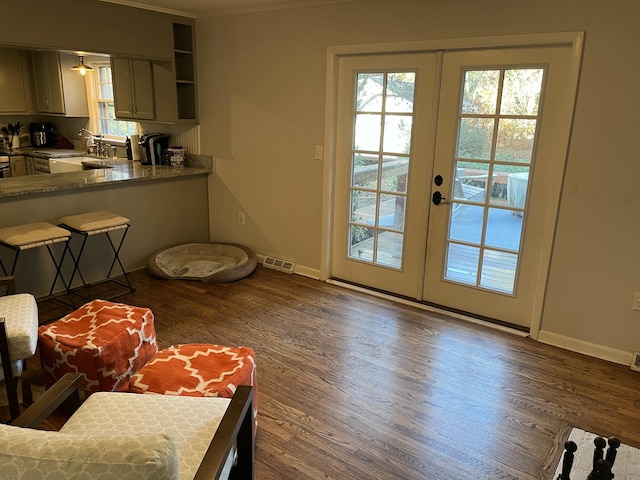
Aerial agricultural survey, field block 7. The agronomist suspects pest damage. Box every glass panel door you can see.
[445,68,543,294]
[349,72,416,269]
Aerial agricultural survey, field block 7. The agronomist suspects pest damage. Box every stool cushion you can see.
[130,344,256,399]
[38,299,158,396]
[0,293,38,379]
[0,222,70,247]
[60,211,129,232]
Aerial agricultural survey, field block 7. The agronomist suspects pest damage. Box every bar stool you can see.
[0,222,72,297]
[59,211,135,301]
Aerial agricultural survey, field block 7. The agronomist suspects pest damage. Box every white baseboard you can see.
[537,330,633,366]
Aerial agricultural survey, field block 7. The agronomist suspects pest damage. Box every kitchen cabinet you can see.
[31,51,89,116]
[32,51,65,113]
[25,156,35,175]
[111,58,155,120]
[9,156,26,177]
[0,49,30,114]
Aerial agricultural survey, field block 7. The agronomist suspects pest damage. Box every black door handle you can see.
[432,191,449,205]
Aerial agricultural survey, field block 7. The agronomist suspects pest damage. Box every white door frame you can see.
[320,32,584,339]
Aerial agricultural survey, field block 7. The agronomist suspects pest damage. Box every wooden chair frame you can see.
[11,373,255,480]
[0,275,22,420]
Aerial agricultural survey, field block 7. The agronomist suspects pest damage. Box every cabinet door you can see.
[9,156,26,177]
[32,51,65,114]
[111,58,155,120]
[111,57,135,119]
[0,49,28,113]
[131,60,155,120]
[25,156,35,175]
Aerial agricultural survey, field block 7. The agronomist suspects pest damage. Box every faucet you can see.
[78,128,101,154]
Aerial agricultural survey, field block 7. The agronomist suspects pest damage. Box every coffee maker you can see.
[139,133,169,165]
[30,122,57,148]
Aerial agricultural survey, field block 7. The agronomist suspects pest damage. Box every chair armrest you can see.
[11,373,84,428]
[194,385,255,480]
[0,276,16,295]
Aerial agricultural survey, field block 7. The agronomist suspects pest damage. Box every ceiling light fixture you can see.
[71,56,93,75]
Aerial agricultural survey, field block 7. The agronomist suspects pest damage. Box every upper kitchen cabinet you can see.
[111,58,155,121]
[173,23,198,122]
[32,51,89,116]
[0,49,30,114]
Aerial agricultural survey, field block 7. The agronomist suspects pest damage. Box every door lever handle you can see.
[432,191,449,206]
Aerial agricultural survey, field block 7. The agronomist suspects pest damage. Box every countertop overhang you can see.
[0,155,213,199]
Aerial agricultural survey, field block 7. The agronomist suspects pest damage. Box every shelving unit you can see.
[173,23,197,121]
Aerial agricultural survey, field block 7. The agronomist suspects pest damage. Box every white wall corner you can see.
[537,330,633,366]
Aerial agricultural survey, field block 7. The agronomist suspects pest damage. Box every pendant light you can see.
[71,56,93,75]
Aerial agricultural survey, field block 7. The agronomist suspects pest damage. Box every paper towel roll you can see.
[130,134,141,161]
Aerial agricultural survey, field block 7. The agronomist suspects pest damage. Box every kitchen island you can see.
[0,155,214,298]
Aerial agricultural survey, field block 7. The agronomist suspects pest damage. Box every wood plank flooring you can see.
[27,267,640,478]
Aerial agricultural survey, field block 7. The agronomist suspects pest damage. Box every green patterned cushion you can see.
[0,423,178,480]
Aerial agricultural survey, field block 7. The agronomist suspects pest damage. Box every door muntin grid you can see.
[348,71,416,270]
[444,67,544,295]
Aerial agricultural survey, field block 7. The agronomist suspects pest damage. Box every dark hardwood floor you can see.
[29,267,640,478]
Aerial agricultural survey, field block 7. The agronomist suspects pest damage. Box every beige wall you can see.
[197,0,640,360]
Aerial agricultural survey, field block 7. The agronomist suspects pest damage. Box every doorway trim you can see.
[320,32,584,339]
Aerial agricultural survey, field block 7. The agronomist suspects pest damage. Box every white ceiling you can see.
[100,0,353,17]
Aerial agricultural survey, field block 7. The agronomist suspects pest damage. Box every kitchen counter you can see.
[0,154,213,199]
[0,148,85,159]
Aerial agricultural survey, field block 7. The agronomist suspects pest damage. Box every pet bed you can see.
[147,242,257,283]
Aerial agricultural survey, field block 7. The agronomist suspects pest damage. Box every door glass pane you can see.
[354,114,381,151]
[444,67,544,295]
[500,69,543,115]
[376,230,403,268]
[356,73,384,112]
[495,118,537,163]
[485,208,523,251]
[449,205,483,244]
[349,226,374,262]
[480,250,517,293]
[378,194,405,230]
[457,117,494,160]
[348,70,416,269]
[383,115,413,154]
[445,243,479,286]
[461,70,499,114]
[351,190,377,226]
[386,73,416,113]
[352,153,379,189]
[453,161,490,203]
[381,156,408,193]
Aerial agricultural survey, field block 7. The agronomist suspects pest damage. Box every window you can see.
[89,63,138,138]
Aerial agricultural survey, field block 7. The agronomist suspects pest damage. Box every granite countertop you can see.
[0,148,85,159]
[0,154,214,199]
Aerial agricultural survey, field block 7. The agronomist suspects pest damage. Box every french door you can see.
[330,43,580,329]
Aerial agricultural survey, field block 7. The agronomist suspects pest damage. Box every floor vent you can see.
[263,256,295,274]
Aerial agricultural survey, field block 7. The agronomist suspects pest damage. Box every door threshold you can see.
[326,278,529,338]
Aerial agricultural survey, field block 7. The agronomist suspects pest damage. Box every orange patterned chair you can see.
[129,344,257,430]
[38,299,158,397]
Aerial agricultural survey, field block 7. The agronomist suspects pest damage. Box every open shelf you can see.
[173,23,197,121]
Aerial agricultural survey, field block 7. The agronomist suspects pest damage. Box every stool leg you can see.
[47,242,71,297]
[65,232,91,302]
[105,225,135,294]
